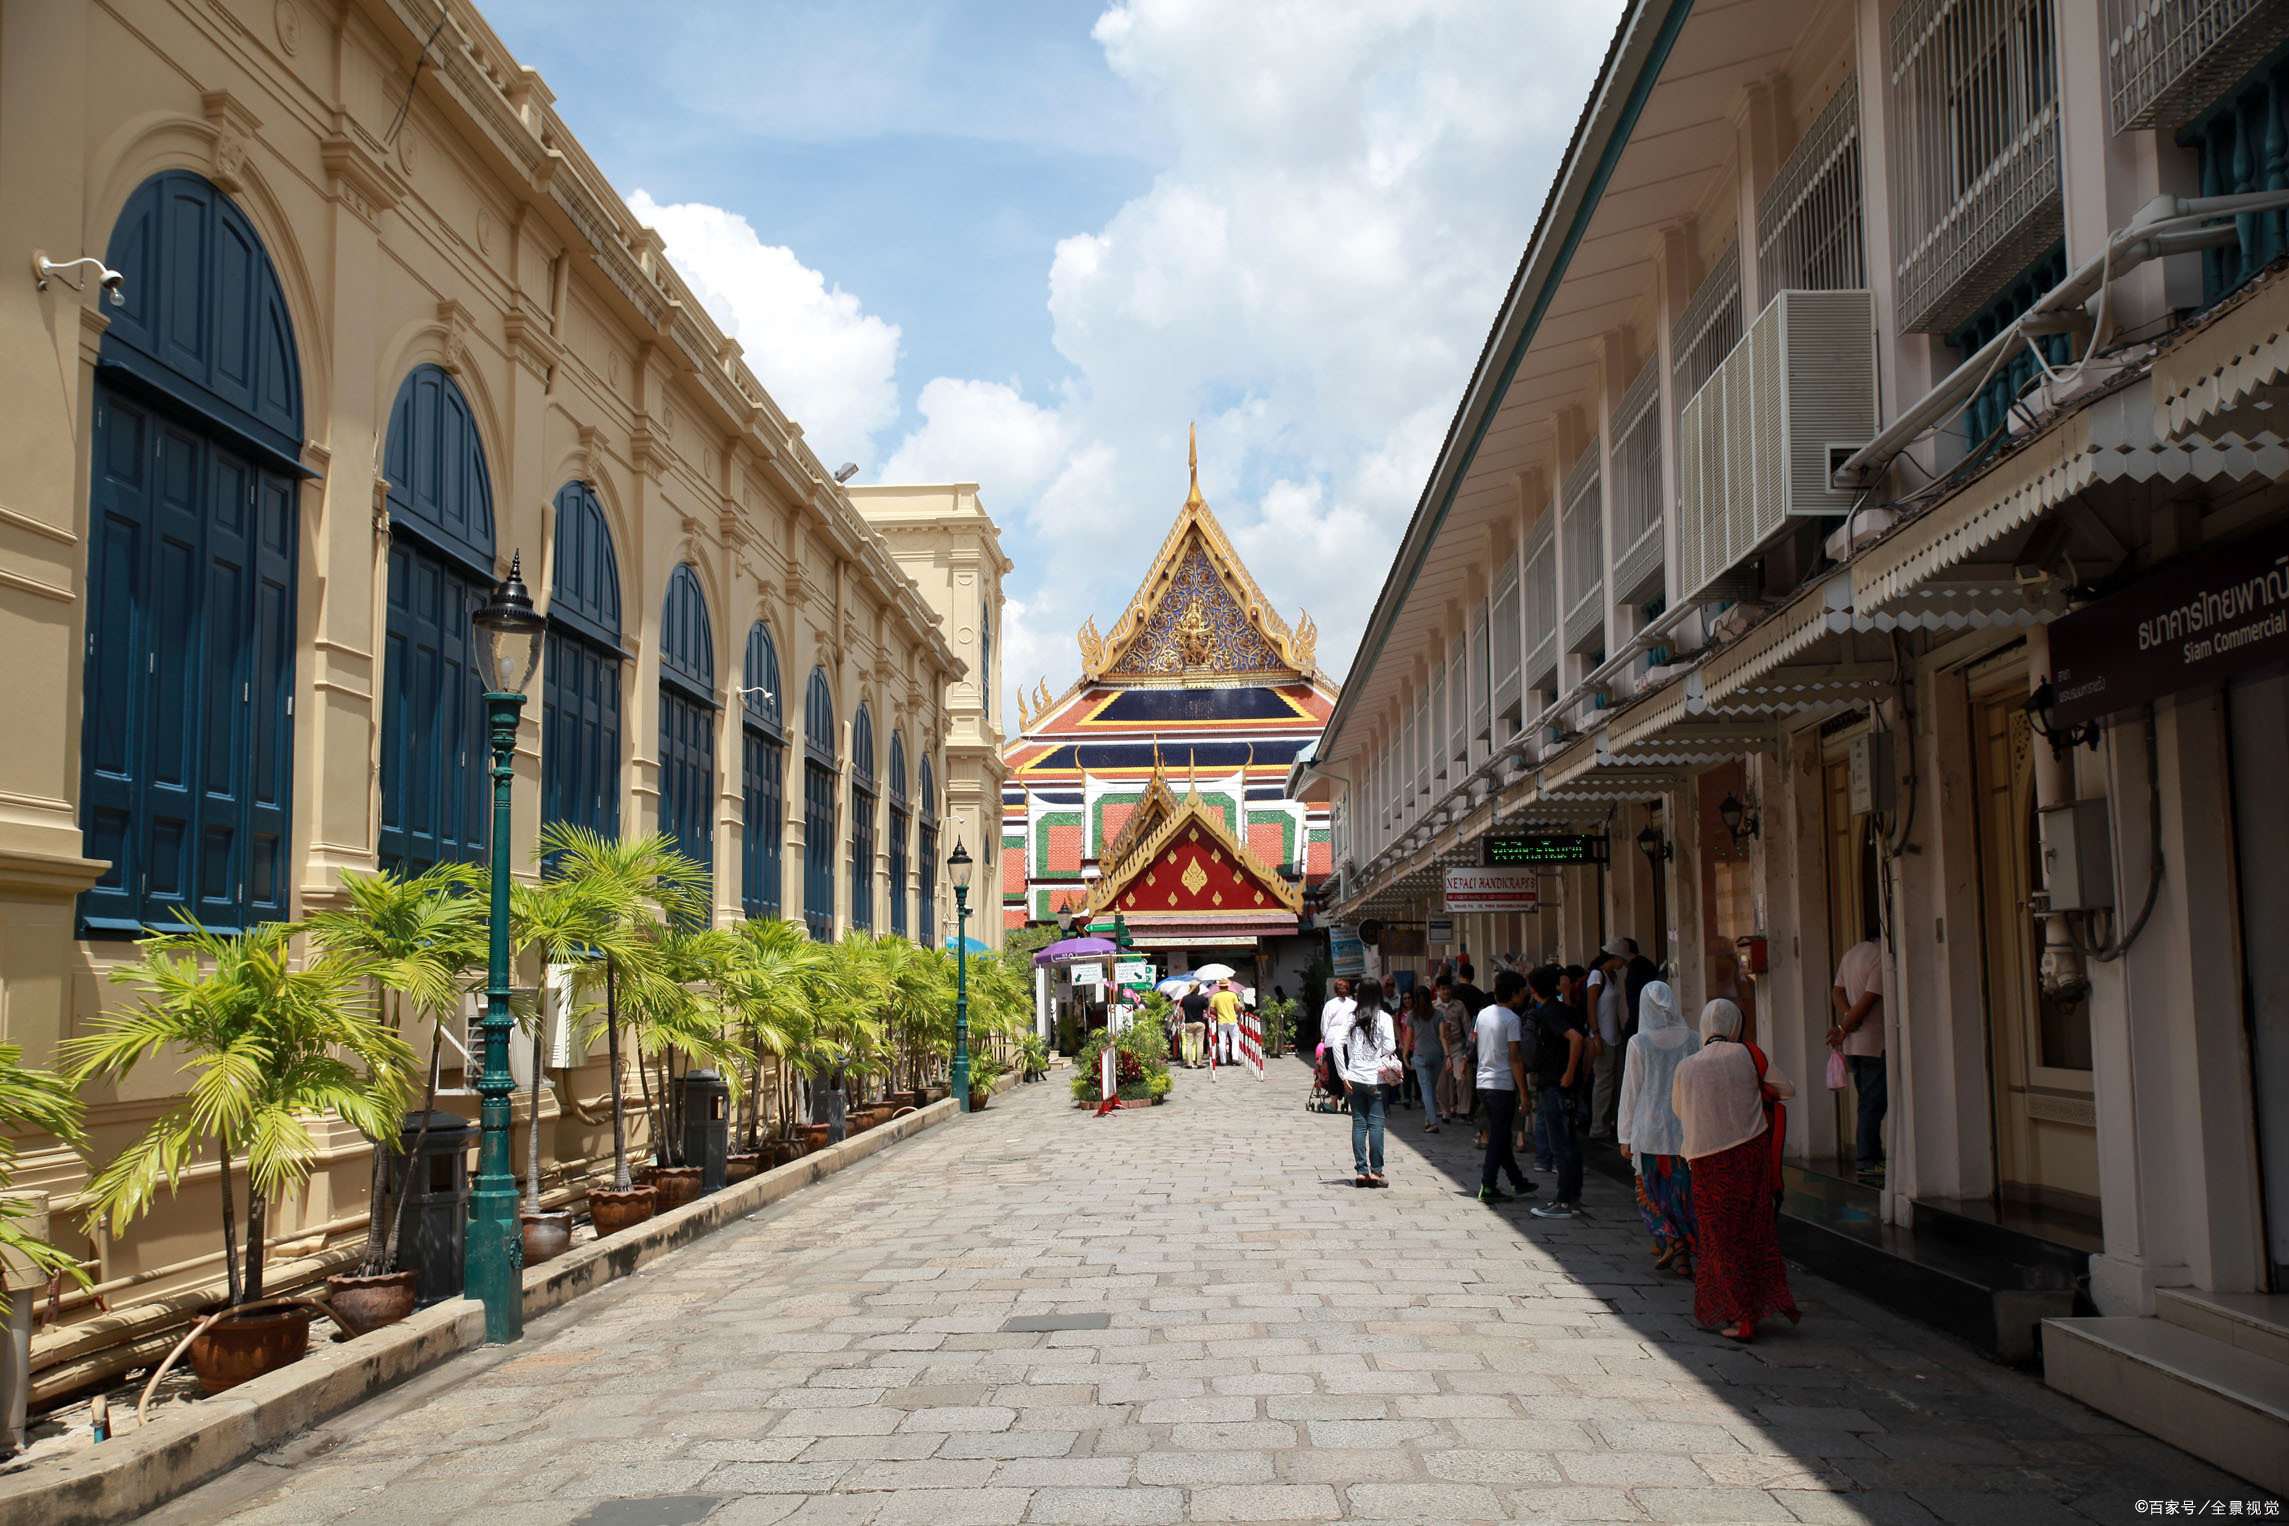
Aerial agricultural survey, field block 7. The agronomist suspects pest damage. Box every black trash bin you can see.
[677,1070,729,1194]
[386,1110,474,1306]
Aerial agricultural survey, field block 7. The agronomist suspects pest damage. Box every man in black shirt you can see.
[1179,986,1210,1068]
[1526,966,1587,1218]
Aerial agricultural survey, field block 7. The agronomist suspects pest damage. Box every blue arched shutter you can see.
[81,171,302,935]
[741,623,784,920]
[378,364,495,875]
[542,482,622,840]
[803,666,837,941]
[658,564,716,907]
[917,755,938,948]
[887,733,909,938]
[849,705,877,931]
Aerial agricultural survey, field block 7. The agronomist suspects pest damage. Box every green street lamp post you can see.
[948,838,974,1112]
[467,553,545,1344]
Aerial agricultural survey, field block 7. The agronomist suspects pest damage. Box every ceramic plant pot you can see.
[799,1123,832,1150]
[641,1165,704,1210]
[188,1305,317,1395]
[521,1209,574,1265]
[323,1270,416,1337]
[970,1090,992,1112]
[587,1186,656,1237]
[724,1153,763,1184]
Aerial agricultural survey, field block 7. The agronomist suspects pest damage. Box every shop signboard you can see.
[1427,916,1455,944]
[1072,965,1105,988]
[1113,959,1154,990]
[2048,517,2289,728]
[1443,867,1541,912]
[1329,925,1365,978]
[1483,833,1608,866]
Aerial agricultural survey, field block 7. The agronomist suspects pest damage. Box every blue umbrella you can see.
[944,935,990,954]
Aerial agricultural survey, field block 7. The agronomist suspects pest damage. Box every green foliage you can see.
[1067,1021,1173,1104]
[1259,995,1300,1054]
[1002,924,1058,963]
[0,1043,88,1315]
[65,918,416,1305]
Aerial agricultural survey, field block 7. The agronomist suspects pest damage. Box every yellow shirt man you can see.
[1208,985,1242,1064]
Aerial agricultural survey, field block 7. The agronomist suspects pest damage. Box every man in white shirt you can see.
[1473,971,1537,1203]
[1585,938,1632,1141]
[1828,936,1887,1181]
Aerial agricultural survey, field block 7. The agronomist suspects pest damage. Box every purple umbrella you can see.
[1033,937,1119,966]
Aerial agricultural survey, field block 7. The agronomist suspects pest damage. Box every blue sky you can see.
[480,1,1623,716]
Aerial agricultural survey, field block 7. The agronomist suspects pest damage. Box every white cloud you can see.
[882,0,1622,698]
[627,189,902,468]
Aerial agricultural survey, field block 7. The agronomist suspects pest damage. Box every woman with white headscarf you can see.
[1671,998,1800,1341]
[1615,981,1698,1274]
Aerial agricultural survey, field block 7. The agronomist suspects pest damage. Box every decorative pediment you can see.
[1086,787,1300,919]
[1098,760,1182,877]
[1080,426,1323,686]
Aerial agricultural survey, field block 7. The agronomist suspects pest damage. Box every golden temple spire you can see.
[1185,422,1203,509]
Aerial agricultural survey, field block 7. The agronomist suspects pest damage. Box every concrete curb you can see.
[0,1094,972,1526]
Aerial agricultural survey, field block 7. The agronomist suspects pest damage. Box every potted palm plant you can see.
[305,865,483,1330]
[718,919,823,1176]
[623,924,736,1209]
[505,877,622,1264]
[535,827,707,1236]
[67,920,413,1393]
[0,1042,87,1456]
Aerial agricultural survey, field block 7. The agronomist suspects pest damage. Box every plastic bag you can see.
[1826,1046,1849,1092]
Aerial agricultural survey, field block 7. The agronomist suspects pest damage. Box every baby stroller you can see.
[1306,1042,1350,1113]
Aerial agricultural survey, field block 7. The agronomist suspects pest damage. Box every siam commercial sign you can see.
[1443,867,1542,912]
[2048,518,2289,729]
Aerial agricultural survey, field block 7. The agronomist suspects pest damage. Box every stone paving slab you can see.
[151,1066,2260,1524]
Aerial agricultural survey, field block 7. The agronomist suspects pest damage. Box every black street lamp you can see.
[948,837,974,1112]
[1637,824,1672,863]
[1718,793,1760,842]
[467,552,544,1345]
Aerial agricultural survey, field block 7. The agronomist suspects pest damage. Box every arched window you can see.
[849,704,877,932]
[740,622,783,921]
[658,564,716,908]
[82,171,303,934]
[377,364,495,876]
[887,733,909,938]
[542,481,622,842]
[802,667,837,940]
[917,755,939,948]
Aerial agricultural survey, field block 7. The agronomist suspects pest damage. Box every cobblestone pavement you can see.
[158,1062,2249,1525]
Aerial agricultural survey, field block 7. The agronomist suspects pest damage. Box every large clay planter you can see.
[521,1209,573,1265]
[724,1152,762,1184]
[970,1089,992,1112]
[323,1270,416,1337]
[799,1123,831,1150]
[588,1185,655,1237]
[188,1305,317,1395]
[641,1165,704,1210]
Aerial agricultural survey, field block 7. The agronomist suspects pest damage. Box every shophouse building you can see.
[0,0,991,1355]
[1301,0,2289,1490]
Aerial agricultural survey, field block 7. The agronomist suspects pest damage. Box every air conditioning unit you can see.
[1677,289,1875,605]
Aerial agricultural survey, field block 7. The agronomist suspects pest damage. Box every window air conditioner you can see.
[1676,289,1875,605]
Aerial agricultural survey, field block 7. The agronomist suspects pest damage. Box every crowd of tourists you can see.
[1314,933,1883,1345]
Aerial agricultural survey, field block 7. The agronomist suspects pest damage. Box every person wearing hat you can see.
[1585,937,1635,1142]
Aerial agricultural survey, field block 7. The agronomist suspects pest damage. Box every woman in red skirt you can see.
[1671,998,1800,1341]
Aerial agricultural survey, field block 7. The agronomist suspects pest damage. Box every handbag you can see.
[1826,1046,1849,1092]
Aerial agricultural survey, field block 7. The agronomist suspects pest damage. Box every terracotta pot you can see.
[323,1270,416,1337]
[725,1152,762,1184]
[588,1186,656,1237]
[641,1165,705,1210]
[188,1305,317,1395]
[970,1090,992,1112]
[521,1209,574,1265]
[799,1123,831,1149]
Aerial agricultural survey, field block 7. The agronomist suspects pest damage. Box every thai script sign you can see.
[2049,518,2289,728]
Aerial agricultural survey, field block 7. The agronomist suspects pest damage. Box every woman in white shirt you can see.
[1326,979,1398,1188]
[1614,981,1698,1275]
[1671,999,1800,1341]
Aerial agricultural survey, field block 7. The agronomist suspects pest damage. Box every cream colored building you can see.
[1306,0,2289,1491]
[0,0,991,1349]
[847,483,1011,952]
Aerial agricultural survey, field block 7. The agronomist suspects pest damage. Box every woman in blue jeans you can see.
[1406,985,1445,1133]
[1330,979,1398,1186]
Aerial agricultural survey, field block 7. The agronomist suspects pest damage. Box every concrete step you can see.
[2158,1288,2289,1368]
[2044,1313,2289,1497]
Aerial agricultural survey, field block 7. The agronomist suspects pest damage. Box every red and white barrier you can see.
[1239,1012,1265,1080]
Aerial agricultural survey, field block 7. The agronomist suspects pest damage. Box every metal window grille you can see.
[1470,603,1492,743]
[1609,355,1665,607]
[1447,646,1468,766]
[1524,525,1558,693]
[1889,0,2063,334]
[1757,76,1867,298]
[2106,0,2289,131]
[1429,662,1448,786]
[1490,553,1522,720]
[1671,240,1743,404]
[1561,448,1603,653]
